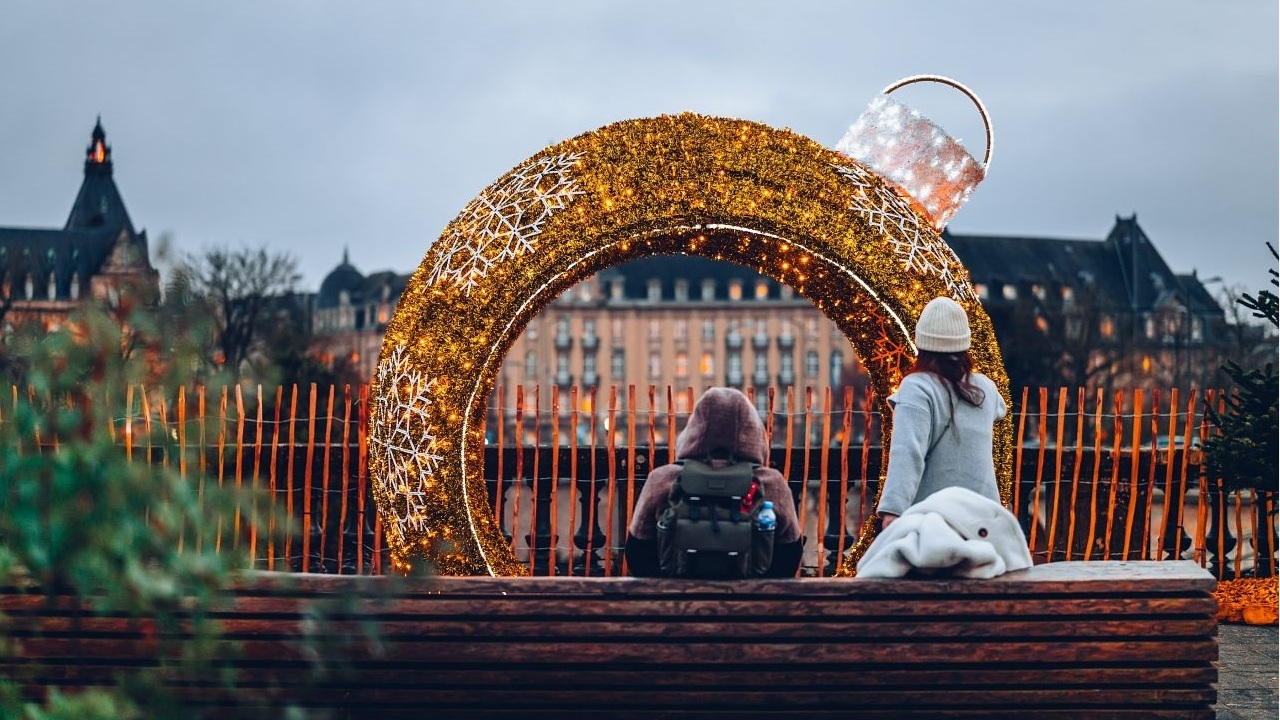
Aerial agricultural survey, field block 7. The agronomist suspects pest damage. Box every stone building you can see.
[499,254,862,444]
[946,215,1235,394]
[0,119,159,337]
[311,250,410,383]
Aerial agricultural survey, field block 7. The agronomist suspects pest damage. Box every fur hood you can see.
[675,387,768,464]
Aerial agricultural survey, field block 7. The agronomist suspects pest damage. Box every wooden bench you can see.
[3,560,1217,718]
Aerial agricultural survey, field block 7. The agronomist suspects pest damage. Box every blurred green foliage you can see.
[0,300,273,719]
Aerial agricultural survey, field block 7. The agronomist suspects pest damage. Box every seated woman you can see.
[625,387,803,577]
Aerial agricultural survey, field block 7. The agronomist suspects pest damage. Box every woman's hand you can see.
[880,513,898,529]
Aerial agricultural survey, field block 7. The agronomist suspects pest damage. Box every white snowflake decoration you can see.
[833,163,978,303]
[426,152,585,295]
[369,345,444,542]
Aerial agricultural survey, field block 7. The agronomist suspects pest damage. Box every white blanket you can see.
[857,486,1033,579]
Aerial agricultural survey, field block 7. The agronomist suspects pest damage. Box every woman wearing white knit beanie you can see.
[876,296,1007,529]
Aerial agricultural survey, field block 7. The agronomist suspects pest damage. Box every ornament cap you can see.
[836,75,993,230]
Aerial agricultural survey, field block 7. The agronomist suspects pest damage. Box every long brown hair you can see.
[911,350,985,409]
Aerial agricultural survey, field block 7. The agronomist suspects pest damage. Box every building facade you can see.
[0,120,159,338]
[946,215,1235,394]
[499,254,864,445]
[311,250,410,383]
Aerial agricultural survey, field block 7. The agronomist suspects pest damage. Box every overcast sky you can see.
[2,1,1276,298]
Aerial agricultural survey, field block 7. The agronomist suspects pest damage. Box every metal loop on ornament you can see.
[882,75,993,172]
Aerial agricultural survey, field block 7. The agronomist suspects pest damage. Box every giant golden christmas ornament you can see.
[371,78,1010,576]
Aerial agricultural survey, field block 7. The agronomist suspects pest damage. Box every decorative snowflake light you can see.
[368,346,443,542]
[371,112,1011,577]
[834,163,977,303]
[426,152,585,294]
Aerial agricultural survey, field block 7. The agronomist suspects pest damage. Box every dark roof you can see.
[317,260,364,308]
[0,227,118,285]
[601,254,789,301]
[1174,274,1224,315]
[944,215,1212,315]
[316,250,412,309]
[64,119,136,236]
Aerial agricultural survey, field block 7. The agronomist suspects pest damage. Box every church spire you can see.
[66,118,133,233]
[85,115,112,172]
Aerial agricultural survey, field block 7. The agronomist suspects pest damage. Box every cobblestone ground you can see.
[1217,623,1279,720]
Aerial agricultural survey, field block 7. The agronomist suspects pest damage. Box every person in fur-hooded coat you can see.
[625,387,803,577]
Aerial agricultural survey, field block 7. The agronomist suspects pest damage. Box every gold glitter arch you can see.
[370,113,1012,577]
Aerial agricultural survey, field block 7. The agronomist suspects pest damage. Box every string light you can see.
[369,112,1012,577]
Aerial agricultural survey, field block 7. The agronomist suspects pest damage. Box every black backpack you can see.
[655,457,775,578]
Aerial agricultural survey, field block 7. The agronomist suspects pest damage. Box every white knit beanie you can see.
[915,296,971,352]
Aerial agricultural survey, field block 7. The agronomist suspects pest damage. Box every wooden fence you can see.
[5,383,1275,580]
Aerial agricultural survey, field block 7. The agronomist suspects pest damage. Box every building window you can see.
[701,351,715,377]
[610,278,624,301]
[702,320,715,342]
[647,319,661,342]
[525,351,537,379]
[780,285,794,300]
[1144,315,1157,339]
[727,353,743,375]
[974,283,988,300]
[805,350,819,377]
[69,272,80,300]
[1191,316,1204,342]
[527,319,538,339]
[729,280,743,301]
[583,353,597,376]
[1099,315,1115,339]
[647,278,662,302]
[24,275,33,300]
[1066,316,1083,339]
[830,351,844,384]
[754,392,769,416]
[1002,284,1018,301]
[611,318,624,341]
[1032,284,1046,301]
[805,318,819,339]
[674,279,689,302]
[47,272,56,299]
[584,318,596,340]
[1062,286,1074,304]
[753,353,768,375]
[648,352,662,379]
[577,282,593,302]
[1035,316,1050,334]
[676,392,691,414]
[674,319,688,341]
[702,278,716,301]
[556,352,570,375]
[780,353,794,376]
[755,280,769,299]
[612,350,626,378]
[675,352,688,377]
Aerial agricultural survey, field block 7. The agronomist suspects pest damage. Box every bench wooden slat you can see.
[5,615,1218,641]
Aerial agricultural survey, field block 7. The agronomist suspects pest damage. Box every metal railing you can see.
[5,382,1274,579]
